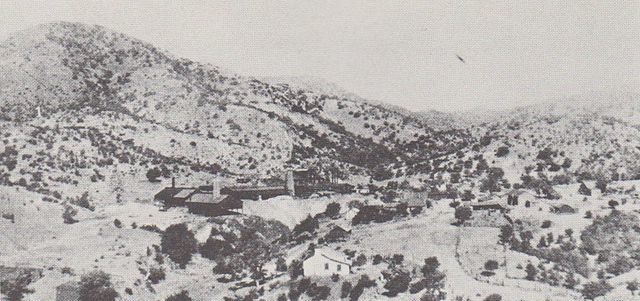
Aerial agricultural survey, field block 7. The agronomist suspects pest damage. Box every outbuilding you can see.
[303,248,351,277]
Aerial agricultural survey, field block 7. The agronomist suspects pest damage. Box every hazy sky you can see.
[1,1,638,112]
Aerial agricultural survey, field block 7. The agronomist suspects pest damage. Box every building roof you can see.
[225,186,287,192]
[309,248,351,266]
[173,189,197,199]
[470,202,507,210]
[187,193,233,204]
[154,187,181,200]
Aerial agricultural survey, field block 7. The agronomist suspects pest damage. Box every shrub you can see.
[71,192,95,211]
[484,260,499,271]
[0,271,34,301]
[373,254,383,265]
[148,267,165,284]
[578,183,591,196]
[595,177,609,193]
[288,259,303,280]
[306,283,331,300]
[165,290,192,301]
[483,294,502,301]
[525,263,537,280]
[350,275,376,301]
[200,238,233,261]
[454,206,472,225]
[161,223,198,268]
[275,257,287,272]
[146,167,161,182]
[62,205,78,224]
[341,281,352,298]
[391,254,404,266]
[383,269,411,297]
[581,281,613,300]
[78,270,118,301]
[495,146,509,157]
[353,254,367,266]
[292,215,319,238]
[541,220,551,228]
[325,202,341,219]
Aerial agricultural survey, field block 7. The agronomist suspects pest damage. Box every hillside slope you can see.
[0,22,471,182]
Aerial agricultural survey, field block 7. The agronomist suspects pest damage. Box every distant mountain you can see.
[0,22,472,181]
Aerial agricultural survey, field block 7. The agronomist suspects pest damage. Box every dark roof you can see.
[154,187,181,200]
[187,193,237,204]
[471,202,506,210]
[225,186,287,192]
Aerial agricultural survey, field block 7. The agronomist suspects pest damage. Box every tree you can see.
[419,257,447,301]
[383,269,411,297]
[161,223,198,268]
[627,280,639,296]
[292,215,319,237]
[498,225,513,245]
[165,290,192,301]
[581,281,613,300]
[525,263,537,281]
[0,271,34,301]
[78,270,118,301]
[146,167,162,182]
[578,182,592,196]
[608,200,619,209]
[288,259,303,279]
[200,238,233,261]
[325,202,341,219]
[454,206,472,225]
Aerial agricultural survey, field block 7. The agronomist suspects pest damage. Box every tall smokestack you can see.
[286,170,295,197]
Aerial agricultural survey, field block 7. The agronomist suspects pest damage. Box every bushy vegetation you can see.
[165,290,193,301]
[78,270,118,301]
[161,223,198,268]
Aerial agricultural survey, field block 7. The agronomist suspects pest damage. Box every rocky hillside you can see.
[0,22,471,183]
[404,94,640,202]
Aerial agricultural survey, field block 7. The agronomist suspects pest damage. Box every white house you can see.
[303,248,351,277]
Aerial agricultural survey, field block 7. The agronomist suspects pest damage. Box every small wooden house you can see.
[303,248,351,277]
